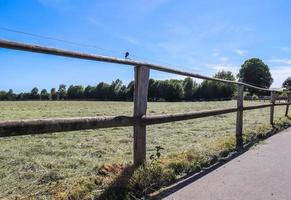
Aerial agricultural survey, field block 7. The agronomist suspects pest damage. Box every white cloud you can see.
[205,54,239,75]
[206,62,238,75]
[219,57,229,62]
[234,49,247,56]
[269,58,291,65]
[268,58,291,87]
[271,66,291,88]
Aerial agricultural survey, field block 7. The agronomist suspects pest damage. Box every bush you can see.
[252,94,259,100]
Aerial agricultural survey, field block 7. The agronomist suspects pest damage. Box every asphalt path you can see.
[164,128,291,200]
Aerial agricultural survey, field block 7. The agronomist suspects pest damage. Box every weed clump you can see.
[128,162,176,197]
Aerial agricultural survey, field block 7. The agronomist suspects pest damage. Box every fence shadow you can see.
[149,125,288,200]
[97,164,137,200]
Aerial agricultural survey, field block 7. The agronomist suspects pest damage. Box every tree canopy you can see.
[283,77,291,90]
[197,70,236,100]
[237,58,273,94]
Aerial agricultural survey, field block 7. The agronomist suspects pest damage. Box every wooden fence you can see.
[0,39,291,166]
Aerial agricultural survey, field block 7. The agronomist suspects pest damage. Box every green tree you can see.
[237,58,273,94]
[0,91,7,100]
[117,85,128,100]
[214,70,236,99]
[215,70,236,81]
[7,89,16,100]
[164,79,184,101]
[109,79,123,100]
[17,92,30,100]
[95,82,110,100]
[30,87,39,100]
[148,79,158,100]
[58,84,67,100]
[40,89,49,100]
[84,85,95,99]
[197,71,236,100]
[283,77,291,90]
[67,85,84,99]
[125,81,134,100]
[157,80,168,100]
[183,77,197,100]
[50,88,58,100]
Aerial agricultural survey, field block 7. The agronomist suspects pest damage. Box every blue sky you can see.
[0,0,291,92]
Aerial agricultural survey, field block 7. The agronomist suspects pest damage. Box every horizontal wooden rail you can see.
[243,103,290,111]
[143,103,290,125]
[1,102,290,137]
[0,116,134,137]
[0,39,280,92]
[143,108,238,125]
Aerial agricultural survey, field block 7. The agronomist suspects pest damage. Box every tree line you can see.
[0,58,289,102]
[0,70,237,101]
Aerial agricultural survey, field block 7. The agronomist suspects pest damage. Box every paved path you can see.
[164,128,291,200]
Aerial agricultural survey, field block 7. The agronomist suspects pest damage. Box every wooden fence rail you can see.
[0,39,278,92]
[1,103,289,137]
[0,116,134,137]
[0,39,290,166]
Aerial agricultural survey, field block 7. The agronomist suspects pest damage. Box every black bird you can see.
[125,52,129,59]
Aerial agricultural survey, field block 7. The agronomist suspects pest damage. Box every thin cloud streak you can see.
[269,58,291,65]
[234,49,247,56]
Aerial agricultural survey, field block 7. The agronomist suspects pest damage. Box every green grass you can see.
[0,100,289,199]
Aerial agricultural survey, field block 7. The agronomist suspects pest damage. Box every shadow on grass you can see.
[97,164,137,200]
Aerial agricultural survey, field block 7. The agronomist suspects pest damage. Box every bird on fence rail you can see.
[125,52,129,59]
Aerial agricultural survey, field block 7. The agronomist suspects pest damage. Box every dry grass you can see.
[0,100,289,199]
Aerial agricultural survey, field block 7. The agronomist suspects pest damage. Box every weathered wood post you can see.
[270,91,276,125]
[236,84,244,148]
[133,65,150,166]
[285,92,291,117]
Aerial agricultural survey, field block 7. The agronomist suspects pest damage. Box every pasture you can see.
[0,100,288,198]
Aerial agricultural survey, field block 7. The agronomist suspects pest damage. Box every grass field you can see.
[0,100,289,199]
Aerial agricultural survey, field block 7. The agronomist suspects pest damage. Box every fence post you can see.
[270,91,276,125]
[133,65,150,166]
[285,92,291,117]
[236,84,244,148]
